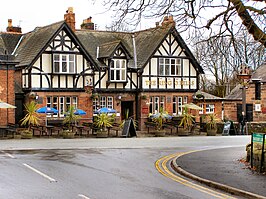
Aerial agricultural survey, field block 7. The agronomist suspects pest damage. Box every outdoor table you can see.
[75,125,84,136]
[45,125,54,136]
[0,126,8,137]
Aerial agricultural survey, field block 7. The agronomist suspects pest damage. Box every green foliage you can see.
[20,101,40,129]
[94,113,114,131]
[206,113,219,130]
[63,106,81,130]
[151,108,168,131]
[179,107,195,130]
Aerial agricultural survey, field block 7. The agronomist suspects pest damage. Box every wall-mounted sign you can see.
[142,107,149,114]
[145,80,195,86]
[255,104,261,112]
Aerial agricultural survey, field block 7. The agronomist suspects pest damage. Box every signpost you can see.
[251,133,265,172]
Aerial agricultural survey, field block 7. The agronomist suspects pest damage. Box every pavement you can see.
[172,146,266,199]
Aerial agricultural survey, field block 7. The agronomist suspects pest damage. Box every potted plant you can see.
[150,108,170,137]
[94,113,114,138]
[19,101,40,139]
[206,113,219,136]
[178,107,195,136]
[62,106,80,138]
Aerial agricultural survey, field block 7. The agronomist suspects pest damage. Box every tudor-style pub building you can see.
[0,7,204,130]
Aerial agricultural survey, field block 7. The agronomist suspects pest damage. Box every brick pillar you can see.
[0,57,16,125]
[64,7,76,32]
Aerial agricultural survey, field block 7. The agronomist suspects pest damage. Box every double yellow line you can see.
[155,152,236,199]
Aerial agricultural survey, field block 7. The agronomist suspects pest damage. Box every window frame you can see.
[110,59,127,82]
[159,58,181,76]
[206,104,215,113]
[53,54,76,74]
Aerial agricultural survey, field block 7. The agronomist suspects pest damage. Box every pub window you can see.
[59,97,64,117]
[93,99,98,112]
[100,96,106,108]
[159,58,181,76]
[255,82,261,100]
[93,96,114,112]
[107,97,113,109]
[46,96,78,118]
[183,96,188,104]
[206,104,215,113]
[173,97,177,115]
[53,54,76,73]
[110,59,127,81]
[199,104,204,114]
[178,97,182,115]
[149,96,165,113]
[149,97,153,114]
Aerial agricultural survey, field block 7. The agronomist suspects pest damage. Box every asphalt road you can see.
[0,136,250,199]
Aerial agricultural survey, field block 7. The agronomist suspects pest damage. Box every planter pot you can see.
[96,130,108,138]
[13,134,22,139]
[207,128,217,136]
[21,130,33,139]
[62,130,75,139]
[178,128,189,136]
[154,130,166,137]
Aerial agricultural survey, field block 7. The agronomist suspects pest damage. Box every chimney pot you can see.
[64,7,76,31]
[8,19,12,27]
[6,19,22,33]
[81,17,95,30]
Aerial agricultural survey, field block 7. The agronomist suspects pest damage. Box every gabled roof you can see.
[0,33,22,54]
[2,21,97,69]
[76,30,133,67]
[194,90,223,100]
[250,64,266,82]
[225,64,266,100]
[225,84,242,100]
[13,21,65,67]
[76,24,204,73]
[98,40,132,59]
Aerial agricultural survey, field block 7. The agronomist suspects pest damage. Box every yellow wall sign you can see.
[145,80,195,86]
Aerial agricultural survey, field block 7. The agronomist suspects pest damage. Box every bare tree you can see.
[193,31,265,97]
[94,0,266,47]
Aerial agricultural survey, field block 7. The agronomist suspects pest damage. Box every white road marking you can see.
[23,163,57,182]
[1,151,15,159]
[78,194,91,199]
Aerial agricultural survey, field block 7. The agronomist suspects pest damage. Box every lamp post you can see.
[237,65,251,135]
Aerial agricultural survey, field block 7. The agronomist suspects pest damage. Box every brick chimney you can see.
[161,15,176,27]
[64,7,75,31]
[6,19,22,33]
[80,17,95,30]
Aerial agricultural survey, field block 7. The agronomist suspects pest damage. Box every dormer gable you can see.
[97,40,132,60]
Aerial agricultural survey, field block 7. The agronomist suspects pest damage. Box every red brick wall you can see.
[0,69,15,125]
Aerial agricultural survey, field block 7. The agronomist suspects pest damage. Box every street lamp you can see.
[237,65,251,135]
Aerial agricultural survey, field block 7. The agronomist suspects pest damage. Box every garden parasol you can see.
[36,106,58,126]
[95,107,117,114]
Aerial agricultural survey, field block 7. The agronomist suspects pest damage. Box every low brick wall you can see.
[247,122,266,134]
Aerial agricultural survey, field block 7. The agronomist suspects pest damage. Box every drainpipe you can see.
[132,34,137,68]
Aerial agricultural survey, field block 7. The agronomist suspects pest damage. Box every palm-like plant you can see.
[63,106,81,130]
[179,106,195,130]
[20,101,40,130]
[206,113,219,130]
[94,113,114,131]
[151,109,168,131]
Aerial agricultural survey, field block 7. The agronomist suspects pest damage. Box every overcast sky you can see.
[0,0,117,33]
